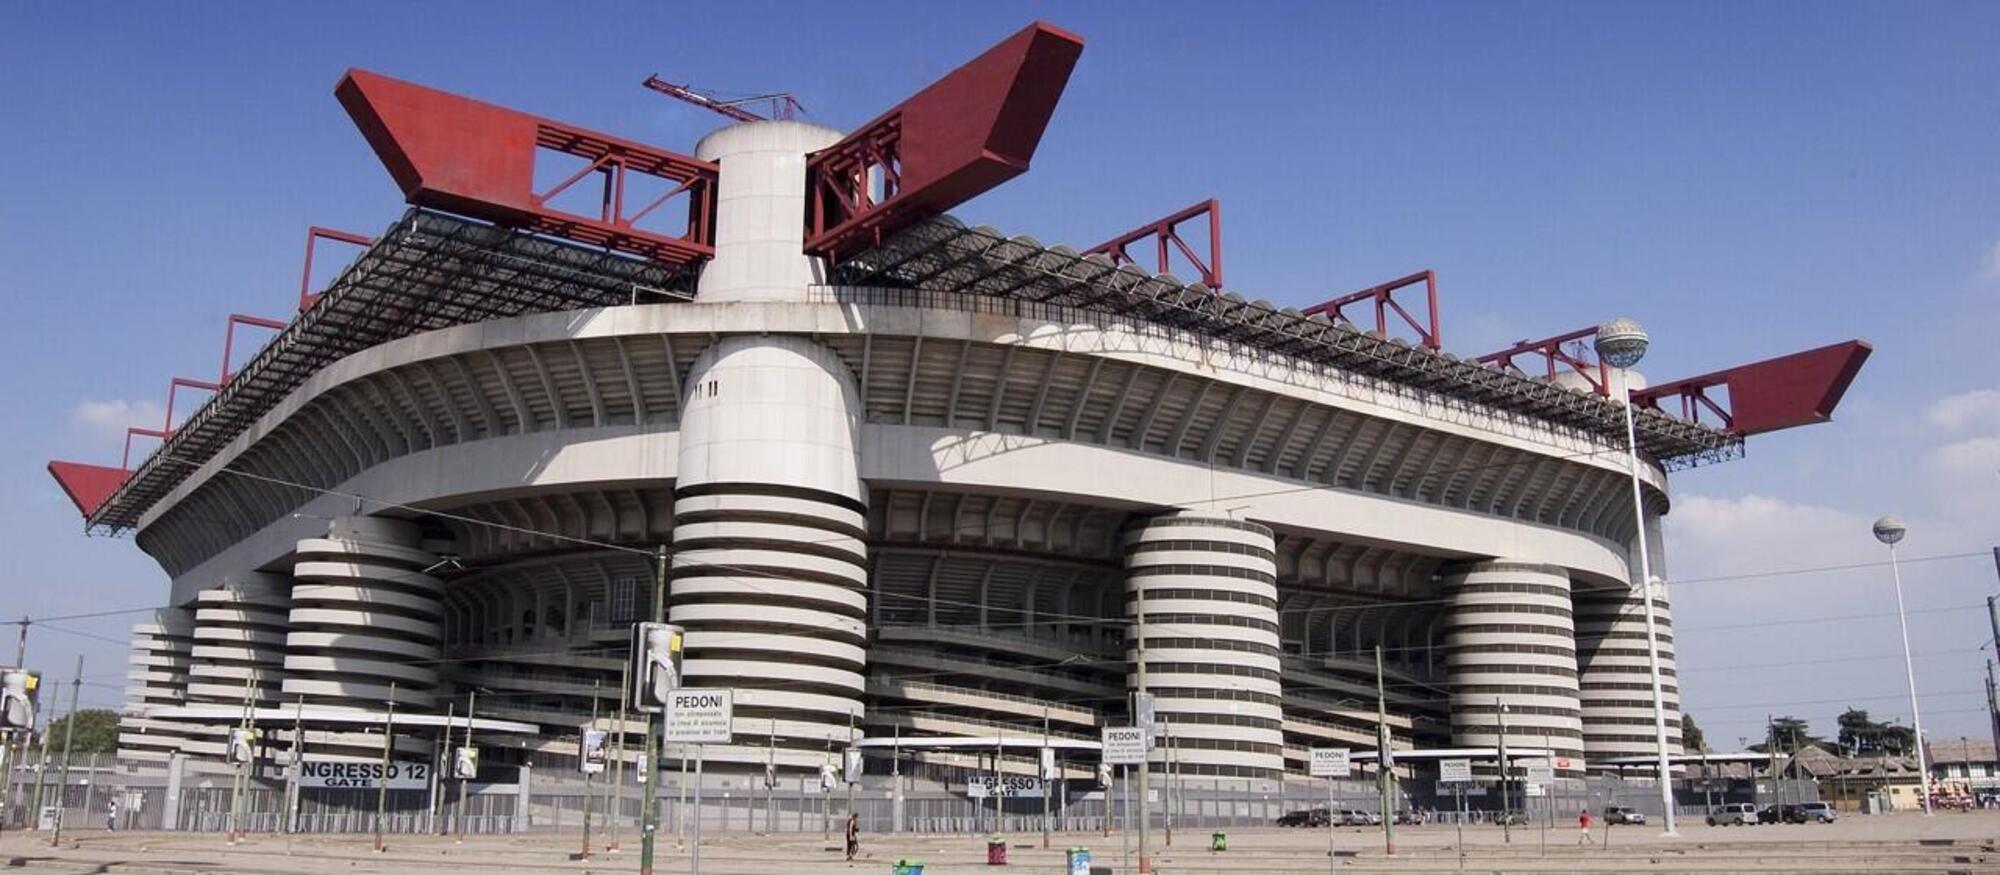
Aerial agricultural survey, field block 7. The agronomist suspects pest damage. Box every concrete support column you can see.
[1441,560,1587,775]
[670,334,867,770]
[1575,582,1683,764]
[285,517,444,711]
[1122,512,1284,778]
[119,608,193,765]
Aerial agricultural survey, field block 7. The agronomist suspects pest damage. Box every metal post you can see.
[374,682,395,853]
[1042,702,1052,848]
[639,544,668,875]
[845,711,855,831]
[457,689,474,844]
[1163,719,1172,847]
[1616,388,1677,835]
[1986,660,2000,777]
[992,732,1003,835]
[764,719,776,835]
[822,734,832,841]
[1120,765,1130,875]
[1887,541,1933,814]
[582,679,600,860]
[611,660,629,850]
[1498,698,1511,844]
[693,745,704,875]
[227,679,253,844]
[1326,770,1336,873]
[1376,645,1395,855]
[432,701,452,835]
[1135,609,1150,873]
[290,695,305,835]
[49,656,81,847]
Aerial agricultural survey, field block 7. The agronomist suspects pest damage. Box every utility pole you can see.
[1135,608,1149,874]
[1376,645,1395,855]
[1042,703,1051,849]
[845,711,856,834]
[822,734,832,841]
[48,656,80,848]
[581,679,600,860]
[456,689,475,844]
[289,695,305,835]
[638,544,667,875]
[1497,698,1511,844]
[610,660,629,850]
[764,719,776,835]
[374,682,396,853]
[227,680,255,844]
[433,701,453,835]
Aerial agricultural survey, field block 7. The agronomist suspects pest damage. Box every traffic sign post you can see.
[663,688,729,875]
[1309,748,1352,870]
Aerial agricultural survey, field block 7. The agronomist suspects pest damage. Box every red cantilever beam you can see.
[1084,199,1223,289]
[1633,340,1873,435]
[1476,327,1609,395]
[298,227,373,311]
[1300,270,1442,350]
[805,22,1084,262]
[337,69,719,266]
[47,461,129,520]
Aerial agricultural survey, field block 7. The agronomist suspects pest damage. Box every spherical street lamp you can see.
[1874,514,1931,813]
[1597,317,1676,835]
[1594,318,1650,369]
[1872,515,1907,546]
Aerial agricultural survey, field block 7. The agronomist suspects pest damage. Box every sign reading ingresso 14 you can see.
[300,760,431,790]
[967,775,1046,798]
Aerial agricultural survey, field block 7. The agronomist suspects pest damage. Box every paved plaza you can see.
[5,813,2000,873]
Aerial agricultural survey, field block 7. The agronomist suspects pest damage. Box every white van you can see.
[1706,803,1758,826]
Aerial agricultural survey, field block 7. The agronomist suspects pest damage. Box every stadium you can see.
[46,21,1869,822]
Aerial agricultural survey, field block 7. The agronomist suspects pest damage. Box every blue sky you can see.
[3,2,1996,751]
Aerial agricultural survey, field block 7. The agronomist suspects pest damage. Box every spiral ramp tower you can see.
[118,608,193,764]
[1441,561,1588,776]
[182,574,290,762]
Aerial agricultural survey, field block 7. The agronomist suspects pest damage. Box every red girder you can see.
[1633,340,1872,436]
[805,22,1084,263]
[122,427,169,471]
[1084,199,1223,289]
[337,69,719,266]
[222,314,288,382]
[641,77,802,123]
[1300,270,1442,350]
[1477,327,1610,396]
[298,227,373,311]
[46,461,129,520]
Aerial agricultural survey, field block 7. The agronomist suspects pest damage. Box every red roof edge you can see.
[48,461,130,521]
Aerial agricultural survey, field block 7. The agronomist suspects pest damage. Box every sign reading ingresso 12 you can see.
[300,760,431,790]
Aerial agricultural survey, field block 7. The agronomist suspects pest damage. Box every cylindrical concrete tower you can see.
[1122,513,1285,778]
[119,608,193,763]
[1575,583,1683,763]
[186,573,290,707]
[693,121,844,303]
[286,517,445,711]
[1440,561,1587,774]
[671,333,868,768]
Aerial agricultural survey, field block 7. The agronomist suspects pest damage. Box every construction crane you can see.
[641,76,803,123]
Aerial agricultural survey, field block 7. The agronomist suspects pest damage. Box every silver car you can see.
[1706,802,1758,826]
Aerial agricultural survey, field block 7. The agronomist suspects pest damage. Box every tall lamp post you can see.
[1594,318,1678,836]
[1873,515,1933,814]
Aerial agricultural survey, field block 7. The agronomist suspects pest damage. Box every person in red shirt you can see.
[1577,810,1594,845]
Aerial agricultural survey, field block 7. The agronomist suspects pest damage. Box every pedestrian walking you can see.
[844,811,859,861]
[106,798,118,831]
[1576,809,1593,845]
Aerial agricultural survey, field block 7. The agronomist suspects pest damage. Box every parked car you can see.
[1336,809,1382,826]
[1604,806,1646,825]
[1756,805,1784,824]
[1495,810,1531,826]
[1784,802,1837,824]
[1276,807,1329,827]
[1706,803,1758,826]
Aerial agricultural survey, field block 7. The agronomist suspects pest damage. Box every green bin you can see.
[893,859,925,875]
[1211,831,1228,851]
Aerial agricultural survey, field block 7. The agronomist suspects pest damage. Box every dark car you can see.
[1756,805,1784,824]
[1276,807,1329,827]
[1784,802,1837,824]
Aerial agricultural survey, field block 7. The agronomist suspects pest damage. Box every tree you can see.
[41,709,119,754]
[1748,715,1824,754]
[1681,713,1708,753]
[1837,708,1918,756]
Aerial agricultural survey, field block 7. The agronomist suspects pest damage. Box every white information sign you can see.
[1524,763,1555,785]
[300,759,431,790]
[1101,726,1147,765]
[1524,783,1545,798]
[1309,747,1352,778]
[1438,758,1473,783]
[580,728,608,775]
[664,689,733,743]
[967,775,1046,798]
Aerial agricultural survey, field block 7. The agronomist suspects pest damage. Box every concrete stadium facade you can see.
[92,112,1698,784]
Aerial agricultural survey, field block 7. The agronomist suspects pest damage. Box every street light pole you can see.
[1874,516,1933,814]
[1595,318,1678,836]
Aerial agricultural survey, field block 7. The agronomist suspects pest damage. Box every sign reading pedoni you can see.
[665,688,734,743]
